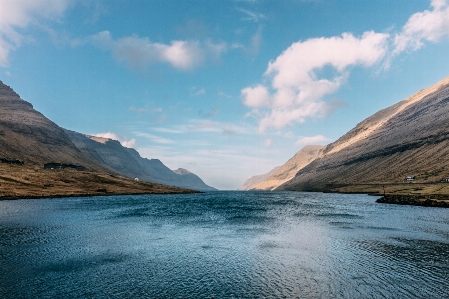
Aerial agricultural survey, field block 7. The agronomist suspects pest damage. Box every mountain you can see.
[0,81,108,171]
[238,166,281,190]
[250,145,324,190]
[0,80,205,196]
[65,130,217,191]
[172,168,217,191]
[278,76,449,191]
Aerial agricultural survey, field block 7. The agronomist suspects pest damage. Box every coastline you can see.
[299,182,449,208]
[376,194,449,208]
[0,189,199,201]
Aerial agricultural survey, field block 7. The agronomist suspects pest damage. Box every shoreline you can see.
[0,189,200,201]
[376,194,449,208]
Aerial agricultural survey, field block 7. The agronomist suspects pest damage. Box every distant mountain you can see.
[248,145,324,191]
[65,130,217,191]
[238,167,280,190]
[0,81,107,171]
[278,76,449,191]
[172,168,217,191]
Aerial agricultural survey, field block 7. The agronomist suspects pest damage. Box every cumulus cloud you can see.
[241,1,449,133]
[295,135,330,145]
[242,31,389,132]
[0,0,70,67]
[241,84,270,107]
[394,0,449,54]
[90,31,227,71]
[93,132,136,148]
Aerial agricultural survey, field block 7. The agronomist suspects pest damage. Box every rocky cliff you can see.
[278,76,449,191]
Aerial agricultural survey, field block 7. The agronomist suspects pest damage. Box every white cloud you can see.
[90,31,227,71]
[394,0,449,54]
[152,127,183,134]
[232,26,263,56]
[185,120,241,135]
[195,88,206,96]
[93,132,136,148]
[241,84,270,107]
[249,26,263,56]
[295,135,330,145]
[0,0,71,67]
[133,132,174,144]
[121,139,136,148]
[241,31,389,132]
[218,91,232,99]
[237,8,267,22]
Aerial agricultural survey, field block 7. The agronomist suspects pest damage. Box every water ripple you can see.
[0,192,448,298]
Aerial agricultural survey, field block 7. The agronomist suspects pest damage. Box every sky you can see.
[1,0,449,190]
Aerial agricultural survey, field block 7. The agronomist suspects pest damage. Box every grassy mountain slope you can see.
[278,76,449,192]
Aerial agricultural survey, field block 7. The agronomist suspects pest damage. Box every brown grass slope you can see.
[0,164,197,199]
[252,145,323,190]
[278,76,449,192]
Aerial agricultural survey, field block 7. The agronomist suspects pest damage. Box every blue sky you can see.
[2,0,449,189]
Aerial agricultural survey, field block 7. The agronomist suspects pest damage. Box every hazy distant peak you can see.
[245,145,323,191]
[238,166,281,190]
[173,168,192,175]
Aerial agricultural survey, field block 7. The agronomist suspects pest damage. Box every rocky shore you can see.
[376,194,449,208]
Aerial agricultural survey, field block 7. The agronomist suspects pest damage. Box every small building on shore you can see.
[44,163,85,171]
[0,158,24,165]
[406,176,415,181]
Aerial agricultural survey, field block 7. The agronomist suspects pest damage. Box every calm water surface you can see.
[0,191,448,298]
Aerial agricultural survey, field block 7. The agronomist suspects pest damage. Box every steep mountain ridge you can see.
[65,130,217,191]
[279,76,449,191]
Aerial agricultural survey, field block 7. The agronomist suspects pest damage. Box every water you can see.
[0,191,448,299]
